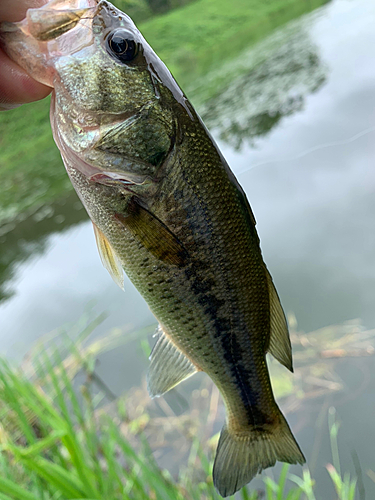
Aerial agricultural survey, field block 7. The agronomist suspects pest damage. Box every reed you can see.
[0,318,359,500]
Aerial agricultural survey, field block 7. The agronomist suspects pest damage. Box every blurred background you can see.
[0,0,375,498]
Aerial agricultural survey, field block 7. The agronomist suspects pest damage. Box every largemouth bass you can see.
[0,1,305,495]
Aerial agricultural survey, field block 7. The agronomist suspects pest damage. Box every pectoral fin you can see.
[147,325,198,398]
[266,269,293,372]
[115,198,189,266]
[92,223,124,290]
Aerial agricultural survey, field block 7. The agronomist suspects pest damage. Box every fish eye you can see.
[106,29,138,63]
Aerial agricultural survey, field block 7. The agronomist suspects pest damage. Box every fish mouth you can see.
[51,107,149,189]
[0,0,99,86]
[57,137,149,188]
[24,7,95,42]
[50,95,151,187]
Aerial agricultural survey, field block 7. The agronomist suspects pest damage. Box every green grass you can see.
[0,318,359,500]
[0,98,68,225]
[0,0,329,226]
[139,0,329,90]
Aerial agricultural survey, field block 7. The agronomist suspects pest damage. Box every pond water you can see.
[1,0,375,497]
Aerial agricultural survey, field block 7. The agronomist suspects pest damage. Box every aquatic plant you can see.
[0,318,360,500]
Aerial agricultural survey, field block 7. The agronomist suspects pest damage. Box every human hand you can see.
[0,0,51,110]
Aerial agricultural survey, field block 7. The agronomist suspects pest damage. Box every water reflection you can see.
[200,24,326,150]
[0,192,87,304]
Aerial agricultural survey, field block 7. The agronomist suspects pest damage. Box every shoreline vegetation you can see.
[0,315,369,500]
[0,0,330,228]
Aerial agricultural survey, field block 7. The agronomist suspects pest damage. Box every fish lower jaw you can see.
[55,137,146,191]
[55,133,102,178]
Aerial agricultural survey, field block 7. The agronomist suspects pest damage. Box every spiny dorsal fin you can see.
[92,222,124,290]
[115,198,189,266]
[266,269,293,372]
[147,325,198,398]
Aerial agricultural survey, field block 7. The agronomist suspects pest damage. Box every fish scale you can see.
[0,0,305,496]
[142,123,274,420]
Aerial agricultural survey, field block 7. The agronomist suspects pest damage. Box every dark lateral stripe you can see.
[219,330,268,426]
[184,261,268,427]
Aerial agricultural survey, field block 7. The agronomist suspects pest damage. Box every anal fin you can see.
[266,269,293,372]
[147,325,198,398]
[92,222,124,290]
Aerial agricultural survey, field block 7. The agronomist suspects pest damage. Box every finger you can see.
[0,1,51,108]
[0,47,51,109]
[0,0,47,22]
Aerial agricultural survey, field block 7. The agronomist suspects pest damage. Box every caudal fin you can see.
[213,411,305,497]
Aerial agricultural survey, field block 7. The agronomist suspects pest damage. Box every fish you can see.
[0,1,305,496]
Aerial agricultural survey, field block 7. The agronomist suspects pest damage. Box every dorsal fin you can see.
[92,222,124,290]
[147,325,198,398]
[266,269,293,372]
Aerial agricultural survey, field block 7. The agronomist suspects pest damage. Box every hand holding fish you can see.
[0,0,51,110]
[0,1,305,495]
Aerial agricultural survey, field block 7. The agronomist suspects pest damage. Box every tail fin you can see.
[213,411,305,497]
